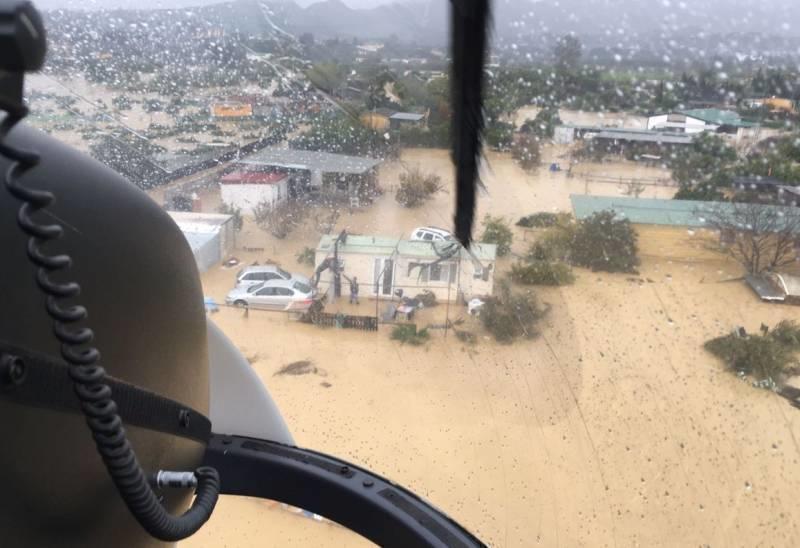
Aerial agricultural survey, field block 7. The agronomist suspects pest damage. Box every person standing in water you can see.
[347,276,360,305]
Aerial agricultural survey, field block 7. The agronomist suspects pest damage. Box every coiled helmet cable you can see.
[0,3,219,539]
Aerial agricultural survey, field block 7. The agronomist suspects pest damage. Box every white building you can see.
[646,112,711,133]
[314,235,497,302]
[220,171,288,215]
[168,211,236,273]
[646,109,756,136]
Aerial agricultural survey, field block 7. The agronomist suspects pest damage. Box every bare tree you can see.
[703,202,800,274]
[395,166,443,208]
[622,180,646,198]
[253,200,306,239]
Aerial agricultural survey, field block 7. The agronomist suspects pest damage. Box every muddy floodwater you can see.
[181,149,800,547]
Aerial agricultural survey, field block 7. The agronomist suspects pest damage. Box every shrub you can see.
[705,334,793,381]
[705,321,800,383]
[769,320,800,351]
[296,247,316,267]
[391,324,430,346]
[454,329,476,344]
[480,282,545,343]
[395,166,442,208]
[511,261,575,286]
[517,212,559,228]
[526,225,576,262]
[480,215,513,257]
[570,211,639,273]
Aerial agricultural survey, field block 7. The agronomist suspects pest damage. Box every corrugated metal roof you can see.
[316,235,497,262]
[168,211,232,233]
[746,274,786,301]
[680,109,757,127]
[240,148,382,175]
[594,130,693,144]
[390,112,425,121]
[570,195,800,232]
[571,195,710,226]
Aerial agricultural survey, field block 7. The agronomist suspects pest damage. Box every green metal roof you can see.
[680,109,757,128]
[570,195,800,233]
[317,235,497,262]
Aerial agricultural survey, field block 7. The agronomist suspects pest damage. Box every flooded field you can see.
[178,148,800,547]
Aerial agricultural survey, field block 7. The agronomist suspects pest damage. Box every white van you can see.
[410,226,454,242]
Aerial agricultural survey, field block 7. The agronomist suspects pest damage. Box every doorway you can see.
[373,258,394,296]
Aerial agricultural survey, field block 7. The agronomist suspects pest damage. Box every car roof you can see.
[412,226,452,235]
[255,278,294,288]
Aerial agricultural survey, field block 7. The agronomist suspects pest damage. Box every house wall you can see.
[185,232,221,274]
[313,250,495,302]
[218,217,236,259]
[554,126,575,144]
[360,112,391,131]
[220,181,287,215]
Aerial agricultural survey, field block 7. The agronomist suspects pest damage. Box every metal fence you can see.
[306,311,378,331]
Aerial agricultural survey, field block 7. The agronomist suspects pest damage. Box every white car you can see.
[225,279,317,311]
[235,265,310,289]
[410,226,454,242]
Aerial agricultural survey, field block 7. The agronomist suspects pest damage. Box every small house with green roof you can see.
[314,234,497,302]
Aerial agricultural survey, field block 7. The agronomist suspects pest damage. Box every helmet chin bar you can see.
[203,434,485,548]
[0,330,485,547]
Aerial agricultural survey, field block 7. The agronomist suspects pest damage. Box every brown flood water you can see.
[182,149,800,547]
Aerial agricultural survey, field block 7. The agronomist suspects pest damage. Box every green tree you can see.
[485,121,515,150]
[520,107,561,139]
[570,211,639,273]
[671,134,737,201]
[480,215,513,257]
[512,134,541,171]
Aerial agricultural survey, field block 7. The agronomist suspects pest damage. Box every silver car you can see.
[235,265,311,289]
[225,279,317,311]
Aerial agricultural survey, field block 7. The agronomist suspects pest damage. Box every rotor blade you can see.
[450,0,491,248]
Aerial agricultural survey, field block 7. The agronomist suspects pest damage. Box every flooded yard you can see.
[180,147,800,547]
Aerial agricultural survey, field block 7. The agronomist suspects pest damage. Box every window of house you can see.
[416,262,457,283]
